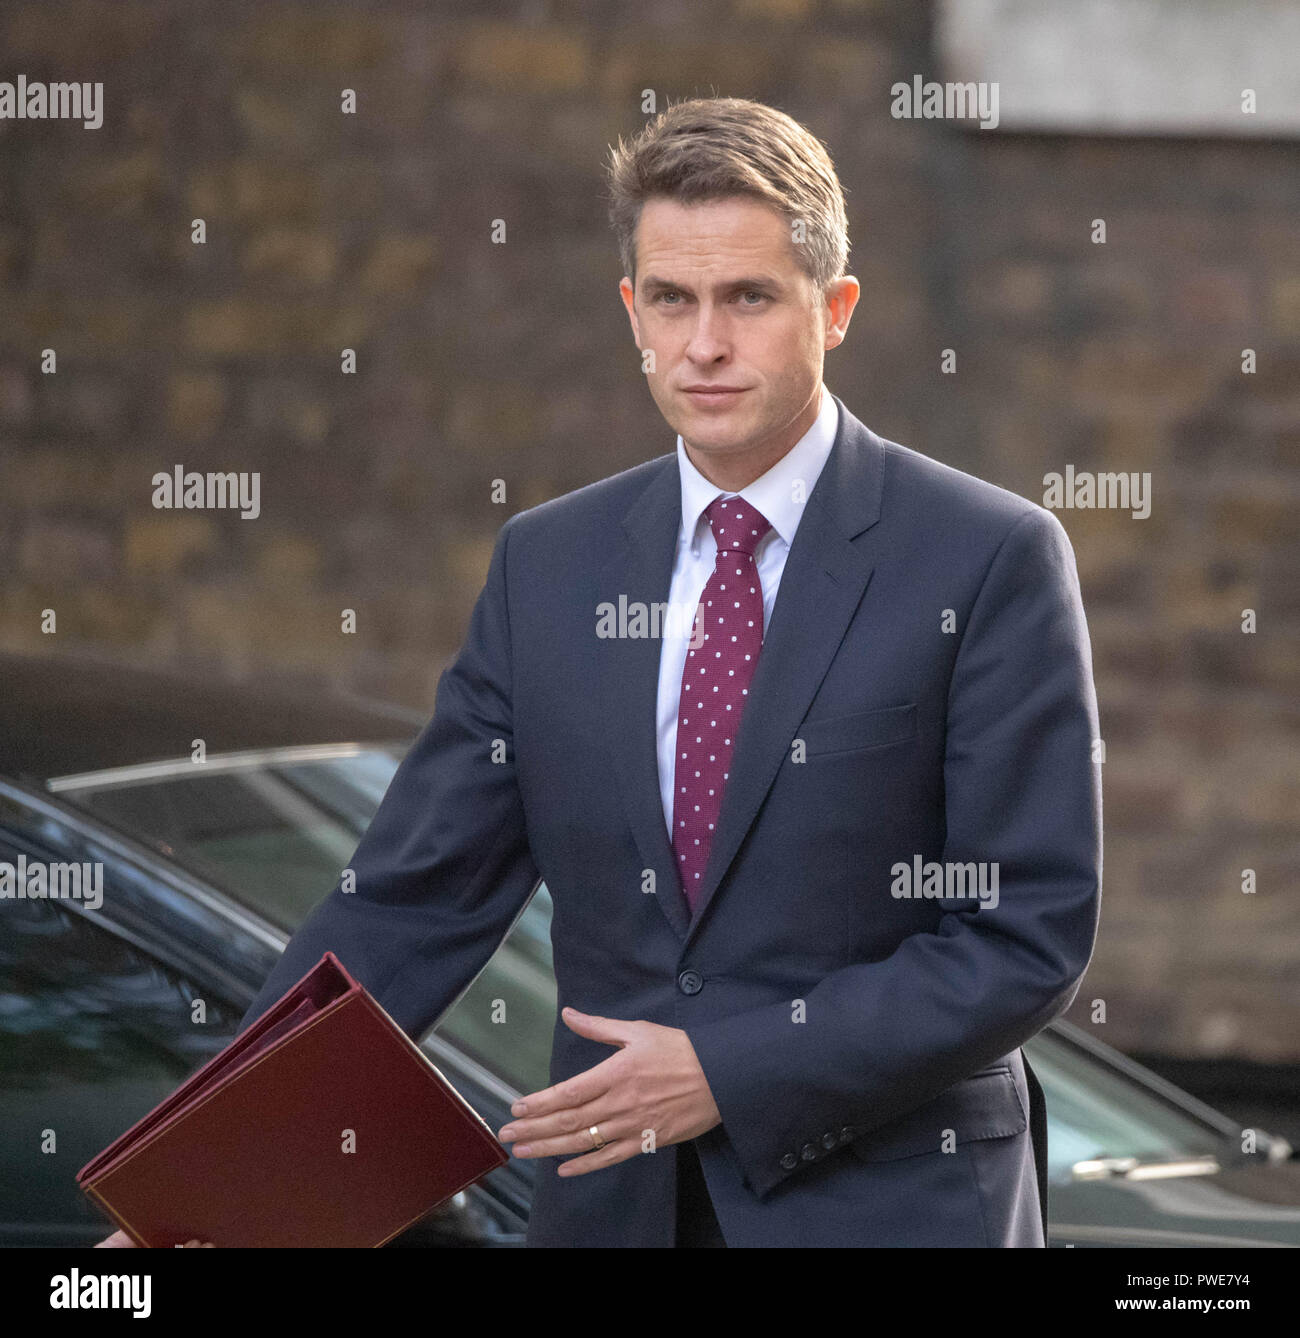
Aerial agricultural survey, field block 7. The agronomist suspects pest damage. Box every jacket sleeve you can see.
[236,513,541,1043]
[682,506,1103,1199]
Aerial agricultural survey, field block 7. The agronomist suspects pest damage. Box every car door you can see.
[0,793,533,1247]
[0,885,240,1245]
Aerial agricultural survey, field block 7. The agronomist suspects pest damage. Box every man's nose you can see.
[684,306,730,362]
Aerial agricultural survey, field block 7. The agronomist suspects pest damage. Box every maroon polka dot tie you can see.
[672,496,772,914]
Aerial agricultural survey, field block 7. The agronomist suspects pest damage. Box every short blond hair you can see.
[605,96,850,294]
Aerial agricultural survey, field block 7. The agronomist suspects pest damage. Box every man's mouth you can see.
[682,386,748,402]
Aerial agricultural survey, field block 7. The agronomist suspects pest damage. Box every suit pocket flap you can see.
[849,1069,1026,1163]
[796,703,917,756]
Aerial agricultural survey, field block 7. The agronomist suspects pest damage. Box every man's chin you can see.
[680,427,751,456]
[675,407,757,449]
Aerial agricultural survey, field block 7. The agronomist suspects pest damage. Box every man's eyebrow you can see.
[640,275,783,295]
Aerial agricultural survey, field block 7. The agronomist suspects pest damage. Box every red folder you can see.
[76,952,509,1247]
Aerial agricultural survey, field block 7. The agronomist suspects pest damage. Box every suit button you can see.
[677,969,703,995]
[780,1152,798,1170]
[822,1131,838,1150]
[839,1126,854,1143]
[800,1143,817,1161]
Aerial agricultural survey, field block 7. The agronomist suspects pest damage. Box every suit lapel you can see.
[597,396,886,944]
[598,455,692,940]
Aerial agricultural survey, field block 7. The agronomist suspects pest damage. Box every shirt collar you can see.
[676,383,839,551]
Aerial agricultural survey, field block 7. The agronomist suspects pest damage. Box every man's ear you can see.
[823,274,860,351]
[619,276,641,345]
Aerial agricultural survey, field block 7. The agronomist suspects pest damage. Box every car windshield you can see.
[1024,1026,1227,1180]
[49,745,556,1094]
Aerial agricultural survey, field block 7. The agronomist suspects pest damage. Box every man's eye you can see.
[740,291,766,304]
[657,292,681,305]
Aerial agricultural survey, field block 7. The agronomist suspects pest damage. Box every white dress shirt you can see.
[656,384,839,840]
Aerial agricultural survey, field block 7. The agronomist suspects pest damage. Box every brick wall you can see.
[0,1,1296,1060]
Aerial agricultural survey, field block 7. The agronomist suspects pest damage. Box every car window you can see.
[1025,1028,1225,1180]
[433,887,556,1096]
[0,888,238,1242]
[54,746,559,1097]
[59,748,404,932]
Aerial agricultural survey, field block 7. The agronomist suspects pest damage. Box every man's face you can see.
[619,195,856,475]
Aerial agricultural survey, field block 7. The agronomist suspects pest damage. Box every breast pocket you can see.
[796,703,917,757]
[848,1068,1026,1163]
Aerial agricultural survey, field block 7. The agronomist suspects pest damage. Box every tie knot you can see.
[706,495,771,558]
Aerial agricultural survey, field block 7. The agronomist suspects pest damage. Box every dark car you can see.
[1,650,1295,1247]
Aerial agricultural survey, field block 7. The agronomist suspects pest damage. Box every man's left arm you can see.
[681,505,1102,1198]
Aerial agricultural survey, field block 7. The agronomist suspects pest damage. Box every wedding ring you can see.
[589,1124,605,1150]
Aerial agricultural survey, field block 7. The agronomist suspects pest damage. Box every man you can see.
[113,96,1101,1248]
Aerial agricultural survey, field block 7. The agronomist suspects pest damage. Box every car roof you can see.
[0,649,426,784]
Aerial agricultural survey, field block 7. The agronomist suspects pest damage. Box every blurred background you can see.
[1,0,1297,1137]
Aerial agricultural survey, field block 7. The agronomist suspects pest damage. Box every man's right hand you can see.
[95,1230,213,1247]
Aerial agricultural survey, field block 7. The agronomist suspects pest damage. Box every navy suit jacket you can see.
[240,394,1102,1246]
